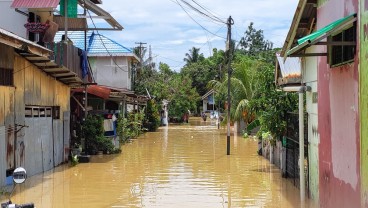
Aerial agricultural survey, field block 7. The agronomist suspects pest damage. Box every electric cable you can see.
[86,9,129,72]
[174,0,226,40]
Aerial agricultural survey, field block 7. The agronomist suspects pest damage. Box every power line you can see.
[180,0,226,24]
[190,0,226,23]
[86,9,129,72]
[174,0,226,40]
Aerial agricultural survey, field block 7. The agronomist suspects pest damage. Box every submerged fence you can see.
[283,112,309,195]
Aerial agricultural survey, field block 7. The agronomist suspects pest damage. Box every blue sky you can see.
[94,0,298,71]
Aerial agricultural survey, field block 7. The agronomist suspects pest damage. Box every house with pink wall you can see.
[278,0,368,207]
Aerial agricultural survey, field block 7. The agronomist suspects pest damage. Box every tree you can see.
[168,74,200,120]
[208,56,264,123]
[183,47,205,65]
[238,22,273,57]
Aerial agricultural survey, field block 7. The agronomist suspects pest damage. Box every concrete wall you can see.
[0,0,27,38]
[360,0,368,206]
[89,56,132,90]
[317,0,360,207]
[302,45,319,202]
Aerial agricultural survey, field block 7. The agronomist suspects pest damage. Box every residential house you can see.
[55,31,144,114]
[278,0,368,207]
[54,31,149,148]
[0,0,123,186]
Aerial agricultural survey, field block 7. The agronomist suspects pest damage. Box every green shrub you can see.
[83,115,117,155]
[144,100,161,132]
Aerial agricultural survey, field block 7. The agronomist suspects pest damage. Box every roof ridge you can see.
[95,33,133,53]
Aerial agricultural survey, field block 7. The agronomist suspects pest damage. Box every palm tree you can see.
[208,56,263,123]
[183,47,204,65]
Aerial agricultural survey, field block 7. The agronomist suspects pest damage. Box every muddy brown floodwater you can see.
[1,117,313,208]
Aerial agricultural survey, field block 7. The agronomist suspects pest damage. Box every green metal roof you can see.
[287,13,356,56]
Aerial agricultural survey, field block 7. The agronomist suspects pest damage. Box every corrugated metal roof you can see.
[54,31,136,58]
[11,0,60,8]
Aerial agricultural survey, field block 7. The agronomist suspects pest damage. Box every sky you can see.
[93,0,299,71]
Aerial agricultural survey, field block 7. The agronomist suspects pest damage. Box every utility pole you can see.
[134,42,146,91]
[226,16,234,155]
[135,42,147,71]
[149,45,153,70]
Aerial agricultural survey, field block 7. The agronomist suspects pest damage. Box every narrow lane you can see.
[2,117,310,207]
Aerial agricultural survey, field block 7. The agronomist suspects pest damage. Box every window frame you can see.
[329,23,356,67]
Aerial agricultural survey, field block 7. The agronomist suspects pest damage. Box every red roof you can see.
[11,0,60,8]
[72,85,111,99]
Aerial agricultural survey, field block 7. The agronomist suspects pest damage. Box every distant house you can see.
[201,89,216,113]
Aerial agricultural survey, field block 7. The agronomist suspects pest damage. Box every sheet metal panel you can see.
[0,126,6,187]
[5,88,15,171]
[53,120,63,166]
[63,111,70,162]
[24,63,34,105]
[33,68,41,105]
[14,55,26,168]
[0,88,5,126]
[24,117,41,177]
[11,0,59,8]
[40,116,53,172]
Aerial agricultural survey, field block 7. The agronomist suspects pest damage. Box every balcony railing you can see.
[45,41,83,79]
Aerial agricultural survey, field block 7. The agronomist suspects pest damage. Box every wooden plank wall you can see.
[12,55,70,171]
[0,126,5,186]
[16,54,70,117]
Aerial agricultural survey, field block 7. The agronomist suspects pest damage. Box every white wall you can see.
[302,45,319,202]
[0,1,27,38]
[90,56,132,90]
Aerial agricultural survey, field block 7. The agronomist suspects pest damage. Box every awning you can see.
[275,53,301,86]
[287,13,357,56]
[11,0,59,8]
[73,85,111,99]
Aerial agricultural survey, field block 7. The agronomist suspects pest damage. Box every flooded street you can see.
[2,118,310,207]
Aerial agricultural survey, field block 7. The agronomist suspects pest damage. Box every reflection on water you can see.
[2,117,312,207]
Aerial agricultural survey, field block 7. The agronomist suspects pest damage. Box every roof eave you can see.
[78,0,123,31]
[280,0,308,58]
[0,28,51,57]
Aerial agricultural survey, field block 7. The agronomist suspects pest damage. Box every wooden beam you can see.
[289,53,327,57]
[314,41,356,46]
[307,0,317,4]
[72,95,85,111]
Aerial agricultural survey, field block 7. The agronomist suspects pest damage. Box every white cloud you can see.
[95,0,299,71]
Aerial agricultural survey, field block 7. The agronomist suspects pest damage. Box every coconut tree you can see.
[183,47,204,65]
[208,56,263,123]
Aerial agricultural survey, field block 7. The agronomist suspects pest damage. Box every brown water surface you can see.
[2,117,312,207]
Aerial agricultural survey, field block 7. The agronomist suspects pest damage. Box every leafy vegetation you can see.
[117,109,146,143]
[132,22,298,141]
[144,99,161,132]
[83,115,118,155]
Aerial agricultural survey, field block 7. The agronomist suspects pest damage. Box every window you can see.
[330,24,356,67]
[0,43,14,86]
[0,68,13,86]
[53,106,60,119]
